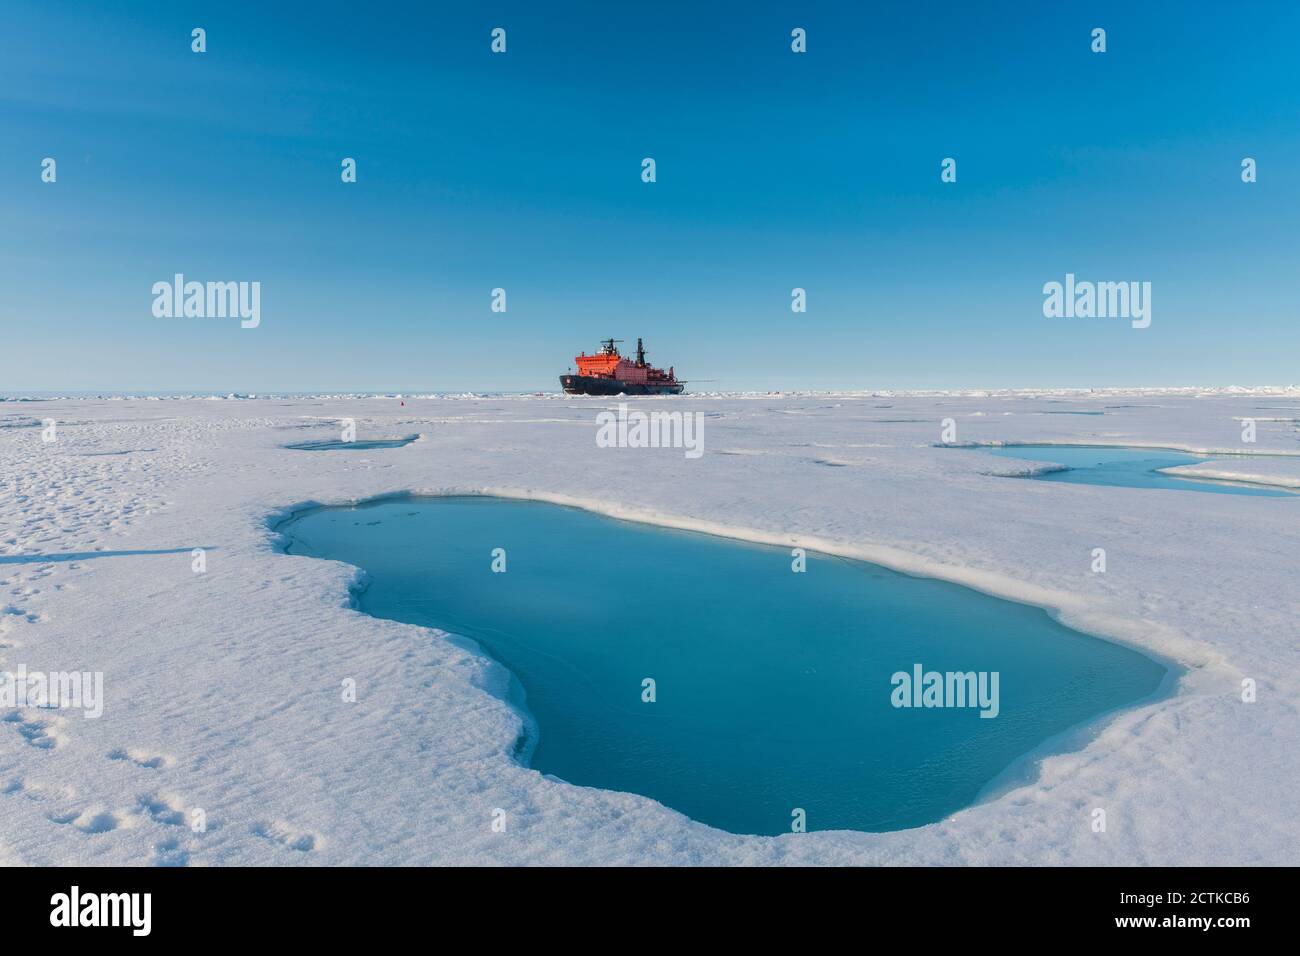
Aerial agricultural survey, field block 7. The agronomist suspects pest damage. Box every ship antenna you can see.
[636,337,645,366]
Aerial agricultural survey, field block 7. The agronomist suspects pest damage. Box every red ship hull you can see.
[560,374,684,396]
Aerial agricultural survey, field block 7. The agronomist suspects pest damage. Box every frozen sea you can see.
[1,388,1297,865]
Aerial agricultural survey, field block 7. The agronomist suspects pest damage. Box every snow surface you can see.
[1161,458,1300,490]
[1,392,1297,865]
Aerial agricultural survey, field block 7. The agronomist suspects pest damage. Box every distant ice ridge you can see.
[4,384,1300,402]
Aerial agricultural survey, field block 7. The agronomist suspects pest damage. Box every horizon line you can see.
[5,384,1300,402]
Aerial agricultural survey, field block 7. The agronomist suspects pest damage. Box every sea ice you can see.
[0,389,1296,864]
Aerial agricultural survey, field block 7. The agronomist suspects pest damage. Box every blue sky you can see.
[2,0,1298,392]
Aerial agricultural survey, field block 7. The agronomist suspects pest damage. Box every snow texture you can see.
[1,391,1297,865]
